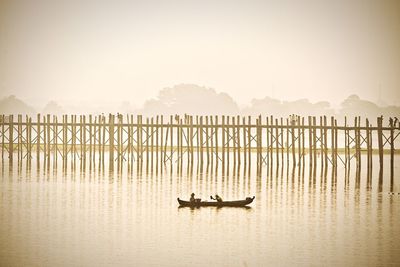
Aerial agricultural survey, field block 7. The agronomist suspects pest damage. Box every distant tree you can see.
[338,94,400,122]
[242,96,334,117]
[139,84,240,115]
[0,95,36,115]
[43,101,64,115]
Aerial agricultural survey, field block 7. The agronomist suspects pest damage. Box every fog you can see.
[1,84,399,123]
[1,0,399,109]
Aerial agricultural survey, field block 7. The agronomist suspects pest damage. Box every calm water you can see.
[1,155,400,266]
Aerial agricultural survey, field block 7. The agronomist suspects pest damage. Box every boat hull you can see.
[177,196,255,207]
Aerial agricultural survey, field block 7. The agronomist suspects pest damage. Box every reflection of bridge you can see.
[1,114,399,189]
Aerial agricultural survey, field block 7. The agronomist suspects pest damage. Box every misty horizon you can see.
[1,84,399,122]
[1,0,399,108]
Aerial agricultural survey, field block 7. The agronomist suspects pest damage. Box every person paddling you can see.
[211,194,223,202]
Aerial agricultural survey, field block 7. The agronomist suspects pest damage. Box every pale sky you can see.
[0,0,399,109]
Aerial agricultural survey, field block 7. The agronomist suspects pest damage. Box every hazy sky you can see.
[0,0,399,108]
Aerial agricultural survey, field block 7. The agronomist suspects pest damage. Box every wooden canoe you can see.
[177,196,255,207]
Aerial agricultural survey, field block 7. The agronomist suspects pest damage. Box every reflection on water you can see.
[1,156,400,266]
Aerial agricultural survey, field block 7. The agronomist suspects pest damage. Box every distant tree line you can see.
[1,85,399,122]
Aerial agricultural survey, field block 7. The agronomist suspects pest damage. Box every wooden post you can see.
[256,117,259,169]
[179,117,183,172]
[297,116,301,167]
[53,116,57,167]
[301,117,305,168]
[17,114,21,163]
[1,115,4,161]
[334,119,338,177]
[344,116,350,176]
[215,116,219,169]
[170,115,173,169]
[70,115,73,168]
[177,116,181,172]
[28,116,32,166]
[323,116,328,169]
[275,118,279,166]
[291,116,296,167]
[156,115,159,173]
[258,115,262,171]
[243,116,247,167]
[312,116,317,171]
[319,116,323,171]
[185,115,189,169]
[331,116,335,170]
[163,116,169,164]
[36,114,40,166]
[160,115,164,167]
[222,115,225,170]
[355,117,360,175]
[366,118,371,185]
[344,116,348,173]
[62,115,66,168]
[98,115,102,167]
[151,117,154,171]
[46,114,51,169]
[43,116,48,167]
[72,115,76,168]
[377,116,384,191]
[83,115,86,169]
[280,118,284,165]
[95,115,99,168]
[109,114,115,171]
[102,115,106,168]
[89,115,92,169]
[137,115,141,168]
[43,115,47,168]
[198,116,203,169]
[270,116,274,167]
[25,116,30,165]
[308,116,312,169]
[227,116,230,170]
[210,116,214,168]
[236,115,241,166]
[91,116,95,167]
[195,116,199,163]
[130,115,134,169]
[115,115,119,171]
[265,116,269,167]
[286,118,289,165]
[145,117,149,172]
[78,115,82,170]
[367,118,372,176]
[232,116,236,167]
[8,114,14,165]
[190,116,194,167]
[248,116,252,168]
[390,117,394,192]
[206,116,210,166]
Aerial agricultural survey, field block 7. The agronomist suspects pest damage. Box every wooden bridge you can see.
[1,114,399,189]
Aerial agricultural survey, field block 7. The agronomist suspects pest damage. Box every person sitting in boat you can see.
[190,193,195,203]
[214,194,223,202]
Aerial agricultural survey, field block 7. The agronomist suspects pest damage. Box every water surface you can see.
[1,156,400,266]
